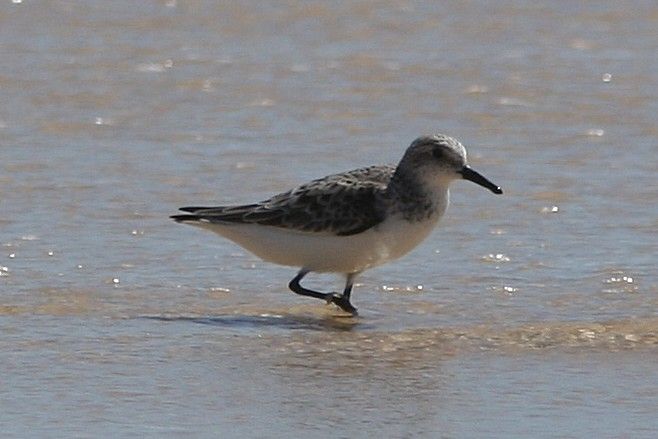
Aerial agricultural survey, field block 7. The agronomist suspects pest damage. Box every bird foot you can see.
[327,294,358,316]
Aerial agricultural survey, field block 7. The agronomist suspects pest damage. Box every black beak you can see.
[459,165,503,194]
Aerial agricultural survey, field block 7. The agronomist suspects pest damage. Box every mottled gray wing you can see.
[173,165,395,236]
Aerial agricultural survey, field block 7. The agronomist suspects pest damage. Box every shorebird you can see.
[171,134,502,315]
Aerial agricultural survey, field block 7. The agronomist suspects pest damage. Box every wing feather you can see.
[171,165,395,236]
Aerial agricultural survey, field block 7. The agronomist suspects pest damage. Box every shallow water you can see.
[1,1,657,437]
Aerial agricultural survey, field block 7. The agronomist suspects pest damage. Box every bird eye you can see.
[432,147,444,159]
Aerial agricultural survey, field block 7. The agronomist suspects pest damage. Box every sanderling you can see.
[172,134,502,315]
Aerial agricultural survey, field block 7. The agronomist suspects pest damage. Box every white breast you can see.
[191,189,450,274]
[192,211,443,274]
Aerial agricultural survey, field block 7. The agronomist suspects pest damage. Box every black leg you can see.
[330,274,358,315]
[288,270,358,315]
[288,270,331,301]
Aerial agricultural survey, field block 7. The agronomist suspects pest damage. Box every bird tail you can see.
[170,214,203,223]
[170,206,212,223]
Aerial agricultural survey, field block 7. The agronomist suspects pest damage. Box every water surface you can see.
[1,1,657,437]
